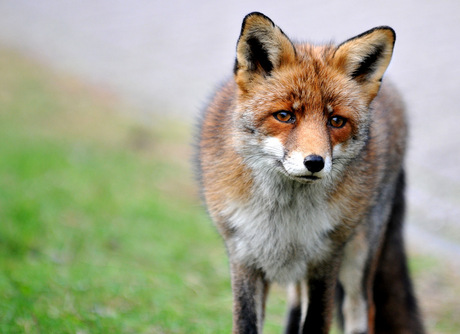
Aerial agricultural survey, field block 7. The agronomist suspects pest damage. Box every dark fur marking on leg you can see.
[284,305,302,334]
[303,277,330,334]
[373,170,425,334]
[234,281,259,333]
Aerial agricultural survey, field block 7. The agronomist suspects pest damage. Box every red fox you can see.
[196,12,425,334]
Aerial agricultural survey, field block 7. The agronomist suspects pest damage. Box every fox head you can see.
[232,12,395,183]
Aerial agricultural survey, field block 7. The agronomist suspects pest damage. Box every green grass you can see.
[0,48,458,333]
[0,49,235,333]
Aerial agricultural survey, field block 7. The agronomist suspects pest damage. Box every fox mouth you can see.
[285,171,322,183]
[298,175,320,181]
[291,174,321,184]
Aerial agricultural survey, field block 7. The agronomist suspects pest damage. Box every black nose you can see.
[304,155,324,173]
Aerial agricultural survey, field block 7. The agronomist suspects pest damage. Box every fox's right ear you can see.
[234,12,296,92]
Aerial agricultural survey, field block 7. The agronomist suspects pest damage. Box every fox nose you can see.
[304,155,325,173]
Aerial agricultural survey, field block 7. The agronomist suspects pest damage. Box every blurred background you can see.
[0,0,459,333]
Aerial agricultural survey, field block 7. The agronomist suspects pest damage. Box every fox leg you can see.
[302,259,341,334]
[338,227,371,334]
[284,280,307,334]
[230,262,269,334]
[372,171,425,334]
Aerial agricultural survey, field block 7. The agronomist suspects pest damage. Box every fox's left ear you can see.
[333,27,395,101]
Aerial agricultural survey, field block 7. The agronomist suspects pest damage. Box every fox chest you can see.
[226,195,338,283]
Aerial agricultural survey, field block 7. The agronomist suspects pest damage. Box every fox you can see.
[196,12,425,334]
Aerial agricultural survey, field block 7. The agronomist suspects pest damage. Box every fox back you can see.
[196,12,424,334]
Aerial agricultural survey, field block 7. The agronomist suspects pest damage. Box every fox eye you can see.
[328,116,347,128]
[273,110,296,123]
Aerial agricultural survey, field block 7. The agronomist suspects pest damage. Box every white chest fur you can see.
[225,180,338,284]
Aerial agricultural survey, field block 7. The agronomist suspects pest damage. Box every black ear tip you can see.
[388,27,396,43]
[337,26,396,52]
[242,12,275,27]
[244,11,266,18]
[385,26,396,37]
[372,26,396,43]
[381,26,395,37]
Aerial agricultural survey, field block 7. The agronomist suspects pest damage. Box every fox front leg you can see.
[230,262,269,334]
[302,259,342,334]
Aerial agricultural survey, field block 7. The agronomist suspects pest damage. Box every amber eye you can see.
[273,110,296,123]
[328,116,347,128]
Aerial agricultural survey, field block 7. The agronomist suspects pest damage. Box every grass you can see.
[0,48,458,333]
[0,49,233,333]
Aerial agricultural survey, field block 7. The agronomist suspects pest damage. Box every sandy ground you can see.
[0,0,459,264]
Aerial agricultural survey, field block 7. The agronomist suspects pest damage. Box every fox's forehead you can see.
[294,43,336,61]
[256,59,354,111]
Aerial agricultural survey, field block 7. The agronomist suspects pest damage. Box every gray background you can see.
[1,0,459,264]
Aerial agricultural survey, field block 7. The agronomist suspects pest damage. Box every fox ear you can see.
[234,12,296,90]
[333,27,395,100]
